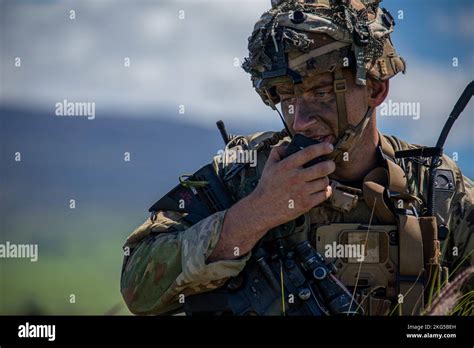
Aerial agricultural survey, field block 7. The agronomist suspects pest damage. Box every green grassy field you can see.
[1,241,130,315]
[0,210,140,315]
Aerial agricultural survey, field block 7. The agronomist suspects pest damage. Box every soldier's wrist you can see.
[244,189,278,233]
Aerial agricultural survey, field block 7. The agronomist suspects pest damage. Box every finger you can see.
[287,142,334,168]
[305,177,330,194]
[309,185,332,207]
[299,160,336,181]
[267,144,288,164]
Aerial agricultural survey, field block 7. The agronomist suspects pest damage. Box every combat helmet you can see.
[242,0,406,162]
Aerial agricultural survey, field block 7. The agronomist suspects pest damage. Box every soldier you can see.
[120,0,473,316]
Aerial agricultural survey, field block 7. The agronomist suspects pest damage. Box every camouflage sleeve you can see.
[120,210,251,315]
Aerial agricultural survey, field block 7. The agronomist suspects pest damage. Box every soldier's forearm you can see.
[207,193,271,262]
[121,210,251,314]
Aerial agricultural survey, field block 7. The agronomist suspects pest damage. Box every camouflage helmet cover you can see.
[242,0,406,107]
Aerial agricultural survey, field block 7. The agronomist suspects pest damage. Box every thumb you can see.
[268,144,288,163]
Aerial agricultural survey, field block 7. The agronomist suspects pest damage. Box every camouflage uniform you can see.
[120,131,474,315]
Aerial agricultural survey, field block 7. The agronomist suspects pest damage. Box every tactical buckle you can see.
[329,180,361,213]
[333,79,347,93]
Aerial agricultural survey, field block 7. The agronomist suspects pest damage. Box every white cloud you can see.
[431,10,474,39]
[1,0,472,145]
[378,59,473,149]
[0,0,277,128]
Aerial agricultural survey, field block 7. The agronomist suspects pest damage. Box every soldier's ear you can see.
[367,78,389,108]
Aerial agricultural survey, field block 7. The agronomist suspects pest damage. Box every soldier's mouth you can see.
[312,134,335,144]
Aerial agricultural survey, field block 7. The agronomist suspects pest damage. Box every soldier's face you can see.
[277,70,385,145]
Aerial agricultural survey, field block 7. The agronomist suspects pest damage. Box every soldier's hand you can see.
[250,142,335,230]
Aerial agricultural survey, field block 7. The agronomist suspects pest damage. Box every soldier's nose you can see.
[293,106,318,133]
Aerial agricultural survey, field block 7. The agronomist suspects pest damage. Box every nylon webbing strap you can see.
[362,167,396,224]
[289,41,351,69]
[362,138,425,314]
[419,216,441,290]
[327,106,373,164]
[397,214,425,315]
[381,141,425,315]
[333,69,348,139]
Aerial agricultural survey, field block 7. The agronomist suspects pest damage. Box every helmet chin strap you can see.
[333,69,349,139]
[329,68,375,165]
[328,105,375,164]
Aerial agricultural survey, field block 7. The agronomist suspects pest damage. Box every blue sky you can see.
[388,0,473,63]
[1,0,473,170]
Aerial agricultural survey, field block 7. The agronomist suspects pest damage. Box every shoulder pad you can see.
[148,163,234,224]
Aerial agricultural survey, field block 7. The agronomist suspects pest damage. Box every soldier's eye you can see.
[313,90,332,99]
